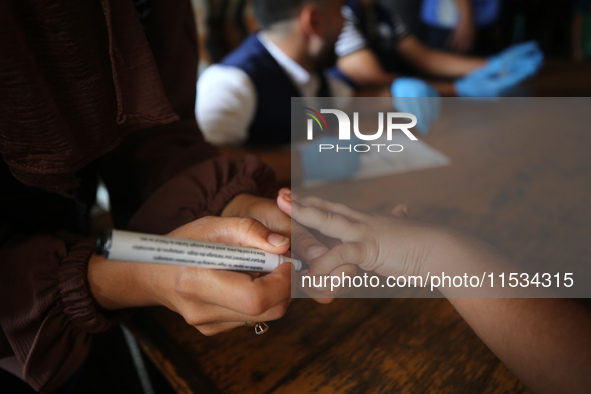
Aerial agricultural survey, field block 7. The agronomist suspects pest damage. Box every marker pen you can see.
[95,229,302,272]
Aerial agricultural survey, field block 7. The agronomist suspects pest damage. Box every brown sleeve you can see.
[0,231,119,393]
[99,0,276,229]
[1,1,275,393]
[127,154,275,234]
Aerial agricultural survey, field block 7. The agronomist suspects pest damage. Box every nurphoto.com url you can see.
[301,272,574,293]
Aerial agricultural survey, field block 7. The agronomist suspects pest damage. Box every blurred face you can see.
[310,0,345,68]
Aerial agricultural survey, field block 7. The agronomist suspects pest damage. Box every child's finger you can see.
[307,242,369,276]
[291,199,362,242]
[296,195,369,223]
[291,221,331,262]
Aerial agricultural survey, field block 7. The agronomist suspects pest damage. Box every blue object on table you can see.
[455,41,544,97]
[391,77,441,134]
[298,135,360,182]
[421,0,500,28]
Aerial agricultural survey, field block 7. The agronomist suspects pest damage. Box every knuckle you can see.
[237,217,261,236]
[175,267,207,299]
[175,269,195,298]
[292,227,314,245]
[302,196,321,206]
[243,288,270,316]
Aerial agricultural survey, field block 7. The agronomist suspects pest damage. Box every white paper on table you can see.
[299,133,450,187]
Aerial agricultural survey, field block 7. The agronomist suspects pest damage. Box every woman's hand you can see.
[89,216,294,336]
[224,192,344,303]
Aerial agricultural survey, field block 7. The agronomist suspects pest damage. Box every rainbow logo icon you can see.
[303,107,328,133]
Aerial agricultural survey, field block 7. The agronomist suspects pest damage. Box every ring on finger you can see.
[245,321,269,335]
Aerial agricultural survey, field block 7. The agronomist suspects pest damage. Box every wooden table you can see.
[129,65,591,393]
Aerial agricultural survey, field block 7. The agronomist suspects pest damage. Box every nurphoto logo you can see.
[303,108,418,153]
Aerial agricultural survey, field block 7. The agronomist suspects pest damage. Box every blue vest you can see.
[220,34,330,145]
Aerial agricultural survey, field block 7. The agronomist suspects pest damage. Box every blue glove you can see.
[298,135,360,182]
[455,41,544,97]
[489,41,543,67]
[391,77,441,134]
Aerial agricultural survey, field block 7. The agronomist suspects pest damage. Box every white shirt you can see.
[196,32,351,145]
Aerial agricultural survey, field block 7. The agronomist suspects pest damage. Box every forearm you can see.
[449,297,591,393]
[427,232,591,392]
[87,253,164,310]
[398,36,485,78]
[418,50,485,78]
[337,49,398,88]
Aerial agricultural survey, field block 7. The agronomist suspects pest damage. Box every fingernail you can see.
[279,188,291,196]
[402,206,409,216]
[283,192,292,202]
[268,233,289,246]
[307,245,328,258]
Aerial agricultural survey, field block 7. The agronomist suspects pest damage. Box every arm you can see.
[277,193,591,393]
[335,4,482,91]
[337,48,399,88]
[337,48,459,96]
[0,1,289,392]
[396,35,486,78]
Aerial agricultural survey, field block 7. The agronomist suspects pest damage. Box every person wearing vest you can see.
[196,0,358,183]
[334,0,544,100]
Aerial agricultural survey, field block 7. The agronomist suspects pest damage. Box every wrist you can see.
[425,228,510,283]
[88,253,162,310]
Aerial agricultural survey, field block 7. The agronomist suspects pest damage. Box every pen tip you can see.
[284,257,303,271]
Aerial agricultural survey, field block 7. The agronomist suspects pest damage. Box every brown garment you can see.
[0,0,275,393]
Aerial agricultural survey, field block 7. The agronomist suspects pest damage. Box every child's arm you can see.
[277,192,591,393]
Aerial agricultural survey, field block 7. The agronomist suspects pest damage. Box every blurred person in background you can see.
[197,0,360,184]
[334,0,543,98]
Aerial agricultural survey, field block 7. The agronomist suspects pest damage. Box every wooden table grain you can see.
[129,64,591,393]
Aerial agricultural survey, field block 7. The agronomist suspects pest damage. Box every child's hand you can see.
[277,191,440,281]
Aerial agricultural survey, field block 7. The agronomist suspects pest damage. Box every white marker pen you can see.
[95,229,302,272]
